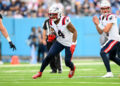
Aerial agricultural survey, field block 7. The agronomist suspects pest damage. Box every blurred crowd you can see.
[27,26,47,63]
[0,0,120,18]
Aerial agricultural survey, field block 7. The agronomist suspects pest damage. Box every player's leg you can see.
[117,43,120,58]
[32,41,64,79]
[109,44,120,66]
[50,55,57,73]
[42,44,47,60]
[47,42,57,73]
[40,41,64,72]
[100,40,118,77]
[37,44,41,62]
[56,53,62,73]
[64,47,75,78]
[100,51,111,72]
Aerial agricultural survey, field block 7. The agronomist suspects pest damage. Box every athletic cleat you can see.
[102,72,114,78]
[68,66,76,78]
[32,72,42,79]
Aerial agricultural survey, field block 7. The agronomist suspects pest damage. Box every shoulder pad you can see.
[62,16,70,25]
[107,14,116,20]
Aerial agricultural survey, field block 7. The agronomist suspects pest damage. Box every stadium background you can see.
[0,0,120,61]
[0,0,120,86]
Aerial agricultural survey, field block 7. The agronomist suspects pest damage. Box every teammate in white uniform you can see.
[100,32,108,47]
[93,0,120,78]
[49,16,73,46]
[32,5,77,79]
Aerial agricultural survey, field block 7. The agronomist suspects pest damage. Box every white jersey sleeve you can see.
[65,17,71,26]
[107,14,117,23]
[100,32,108,46]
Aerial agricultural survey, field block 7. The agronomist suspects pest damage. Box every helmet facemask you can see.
[100,7,111,16]
[48,13,58,21]
[48,5,62,21]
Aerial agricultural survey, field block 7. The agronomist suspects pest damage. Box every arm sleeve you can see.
[65,17,71,26]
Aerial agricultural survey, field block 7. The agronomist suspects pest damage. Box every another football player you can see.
[32,5,77,79]
[42,18,62,73]
[0,14,16,64]
[93,0,120,78]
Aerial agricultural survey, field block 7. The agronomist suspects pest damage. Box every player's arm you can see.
[42,20,47,45]
[67,22,77,54]
[38,32,43,43]
[42,29,47,45]
[102,23,113,33]
[0,17,16,51]
[93,16,103,34]
[0,19,9,39]
[103,15,116,32]
[67,23,77,43]
[93,16,114,33]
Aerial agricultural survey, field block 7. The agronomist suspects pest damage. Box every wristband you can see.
[72,41,77,45]
[98,23,104,30]
[6,36,11,42]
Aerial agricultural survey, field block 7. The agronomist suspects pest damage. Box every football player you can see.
[0,14,16,64]
[93,0,120,78]
[0,14,16,50]
[42,18,62,73]
[32,5,77,79]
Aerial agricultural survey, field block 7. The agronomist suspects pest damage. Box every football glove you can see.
[9,41,16,51]
[70,42,77,55]
[48,34,56,42]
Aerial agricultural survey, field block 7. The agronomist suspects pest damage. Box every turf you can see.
[0,59,120,86]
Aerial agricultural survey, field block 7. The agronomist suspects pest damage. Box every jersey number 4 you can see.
[58,30,65,38]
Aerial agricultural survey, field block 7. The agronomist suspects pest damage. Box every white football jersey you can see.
[99,14,120,41]
[49,16,73,46]
[100,32,108,47]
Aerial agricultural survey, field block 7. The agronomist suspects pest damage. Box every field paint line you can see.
[0,68,95,73]
[0,70,120,74]
[0,81,120,84]
[0,62,116,67]
[0,73,120,76]
[0,75,120,79]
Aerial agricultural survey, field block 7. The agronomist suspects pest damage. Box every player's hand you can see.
[93,16,99,25]
[70,43,76,55]
[48,34,56,42]
[9,41,16,51]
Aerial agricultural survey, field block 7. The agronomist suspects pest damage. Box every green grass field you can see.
[0,59,120,86]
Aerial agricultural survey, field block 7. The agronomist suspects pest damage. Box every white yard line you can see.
[0,81,120,84]
[0,68,94,73]
[0,62,116,67]
[0,75,120,79]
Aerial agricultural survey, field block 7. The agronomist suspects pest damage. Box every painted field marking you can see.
[0,81,120,84]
